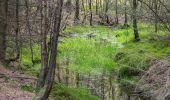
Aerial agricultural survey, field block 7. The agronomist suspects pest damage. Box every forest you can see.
[0,0,170,100]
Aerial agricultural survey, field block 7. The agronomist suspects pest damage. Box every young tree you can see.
[74,0,80,23]
[96,0,99,15]
[36,0,49,91]
[154,0,158,33]
[15,0,20,61]
[124,0,128,26]
[115,0,119,24]
[0,0,8,62]
[132,0,140,41]
[39,0,63,99]
[89,0,93,26]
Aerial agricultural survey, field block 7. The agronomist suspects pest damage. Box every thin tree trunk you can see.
[82,0,86,23]
[115,0,119,24]
[74,0,80,23]
[40,0,63,99]
[96,0,98,15]
[0,0,8,63]
[154,0,158,33]
[15,0,20,61]
[132,0,140,41]
[124,0,128,26]
[89,0,93,26]
[36,0,49,92]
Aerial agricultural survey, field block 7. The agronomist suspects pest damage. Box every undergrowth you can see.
[51,83,99,100]
[17,23,170,99]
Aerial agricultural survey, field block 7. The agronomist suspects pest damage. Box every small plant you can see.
[21,84,35,92]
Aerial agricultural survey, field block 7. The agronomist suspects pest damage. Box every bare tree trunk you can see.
[105,0,109,24]
[132,0,140,41]
[89,0,93,26]
[96,0,98,15]
[0,0,8,63]
[124,0,128,26]
[74,0,80,23]
[154,0,158,33]
[14,0,20,61]
[82,0,86,23]
[115,0,119,24]
[36,0,49,92]
[40,0,63,99]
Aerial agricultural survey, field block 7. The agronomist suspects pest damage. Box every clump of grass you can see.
[21,84,35,92]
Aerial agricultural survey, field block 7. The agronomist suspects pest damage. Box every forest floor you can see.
[0,63,35,100]
[138,57,170,99]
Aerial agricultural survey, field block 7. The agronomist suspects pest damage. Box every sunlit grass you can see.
[20,23,170,77]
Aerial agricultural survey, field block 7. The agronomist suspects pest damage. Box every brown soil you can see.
[0,63,36,100]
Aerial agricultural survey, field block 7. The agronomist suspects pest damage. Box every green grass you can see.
[21,84,35,92]
[58,37,117,74]
[20,23,170,76]
[52,83,99,100]
[18,23,170,99]
[62,23,170,78]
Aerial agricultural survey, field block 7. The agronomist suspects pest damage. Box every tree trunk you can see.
[154,0,158,33]
[96,0,98,15]
[14,0,20,61]
[36,0,49,92]
[89,0,93,26]
[132,0,140,41]
[0,0,8,63]
[74,0,80,23]
[39,0,63,99]
[105,0,109,24]
[124,0,128,26]
[115,0,119,24]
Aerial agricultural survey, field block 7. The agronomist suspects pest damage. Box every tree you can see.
[89,0,93,26]
[105,0,109,24]
[154,0,158,33]
[96,0,99,15]
[15,0,20,61]
[38,0,63,99]
[124,0,128,26]
[115,0,119,24]
[74,0,80,23]
[0,0,8,62]
[36,0,49,91]
[132,0,140,41]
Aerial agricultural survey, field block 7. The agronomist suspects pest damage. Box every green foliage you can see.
[52,84,99,100]
[21,44,41,67]
[21,84,35,92]
[20,44,41,76]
